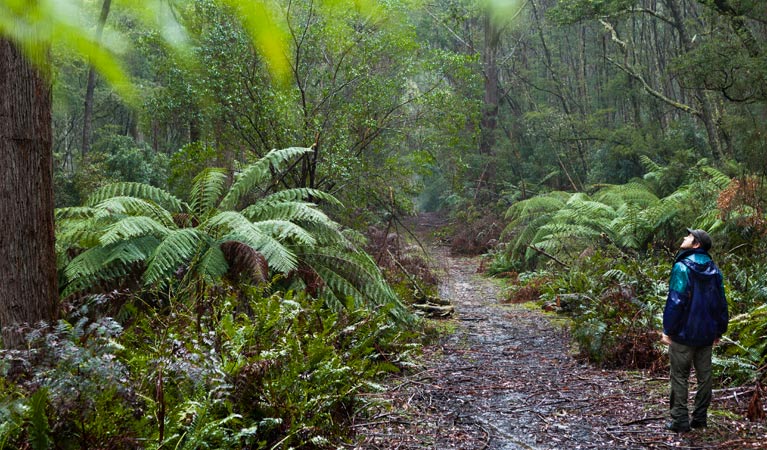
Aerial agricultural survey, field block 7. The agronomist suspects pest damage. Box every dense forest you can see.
[1,0,766,447]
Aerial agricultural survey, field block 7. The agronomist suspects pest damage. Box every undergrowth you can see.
[0,284,421,449]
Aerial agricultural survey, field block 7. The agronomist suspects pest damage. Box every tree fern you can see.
[249,187,342,206]
[56,147,412,323]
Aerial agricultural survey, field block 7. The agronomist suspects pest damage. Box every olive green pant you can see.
[669,341,713,427]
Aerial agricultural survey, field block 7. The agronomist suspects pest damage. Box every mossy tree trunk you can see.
[0,38,58,349]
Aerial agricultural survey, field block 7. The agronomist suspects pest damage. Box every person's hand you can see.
[660,333,672,345]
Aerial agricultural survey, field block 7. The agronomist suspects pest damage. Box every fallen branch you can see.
[527,245,569,268]
[620,415,665,426]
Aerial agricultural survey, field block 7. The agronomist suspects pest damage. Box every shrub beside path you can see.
[351,218,767,449]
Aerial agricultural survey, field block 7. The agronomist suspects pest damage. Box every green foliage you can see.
[0,278,420,448]
[530,250,666,368]
[498,161,734,269]
[57,147,413,323]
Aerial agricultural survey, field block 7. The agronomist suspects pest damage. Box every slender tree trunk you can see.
[81,0,112,156]
[477,10,500,199]
[665,0,725,160]
[0,39,58,349]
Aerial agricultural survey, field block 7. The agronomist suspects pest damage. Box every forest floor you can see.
[349,213,767,449]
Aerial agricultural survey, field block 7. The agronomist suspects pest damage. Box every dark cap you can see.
[686,228,712,251]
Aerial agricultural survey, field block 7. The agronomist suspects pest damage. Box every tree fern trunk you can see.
[0,38,58,349]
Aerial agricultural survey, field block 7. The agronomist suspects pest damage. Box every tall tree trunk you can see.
[0,39,58,349]
[477,10,500,199]
[81,0,112,156]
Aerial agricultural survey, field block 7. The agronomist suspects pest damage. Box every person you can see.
[661,228,728,432]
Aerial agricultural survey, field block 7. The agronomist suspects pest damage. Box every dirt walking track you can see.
[351,230,766,449]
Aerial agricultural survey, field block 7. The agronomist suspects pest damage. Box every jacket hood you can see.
[676,248,721,281]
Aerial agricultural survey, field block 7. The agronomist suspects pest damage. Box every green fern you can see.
[27,389,51,450]
[56,147,411,323]
[86,182,185,212]
[219,147,313,211]
[189,168,228,219]
[143,229,211,286]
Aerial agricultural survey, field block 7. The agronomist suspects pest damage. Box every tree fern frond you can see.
[64,237,157,281]
[256,188,342,207]
[203,211,297,272]
[219,147,313,210]
[55,206,96,220]
[701,166,732,189]
[254,220,317,246]
[143,229,211,286]
[62,236,160,297]
[301,220,347,246]
[57,221,106,249]
[302,247,411,323]
[504,191,569,221]
[639,155,661,173]
[87,182,185,212]
[91,196,177,226]
[198,244,230,283]
[189,168,228,218]
[593,182,658,208]
[100,216,172,246]
[242,201,332,225]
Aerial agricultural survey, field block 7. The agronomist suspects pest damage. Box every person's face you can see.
[680,233,699,249]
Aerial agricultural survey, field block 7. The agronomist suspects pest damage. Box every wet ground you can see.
[350,221,767,449]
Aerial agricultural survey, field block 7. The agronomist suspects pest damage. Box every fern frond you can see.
[701,166,732,189]
[254,220,317,246]
[55,206,96,220]
[198,244,230,283]
[639,155,661,173]
[219,147,314,210]
[143,229,211,286]
[504,191,569,221]
[62,236,159,297]
[593,182,658,208]
[99,216,172,246]
[189,168,228,218]
[204,211,297,272]
[87,182,185,213]
[90,196,177,227]
[256,188,342,207]
[242,201,332,225]
[57,219,108,249]
[302,247,411,323]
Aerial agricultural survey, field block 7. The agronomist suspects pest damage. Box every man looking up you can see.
[661,228,728,432]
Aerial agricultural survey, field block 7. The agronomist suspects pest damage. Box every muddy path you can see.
[351,218,767,449]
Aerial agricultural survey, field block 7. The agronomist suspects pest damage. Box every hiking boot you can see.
[665,421,691,433]
[690,420,707,429]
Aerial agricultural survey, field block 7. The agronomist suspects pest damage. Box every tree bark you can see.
[81,0,112,156]
[0,39,58,349]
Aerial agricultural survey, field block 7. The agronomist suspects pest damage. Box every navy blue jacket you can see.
[663,248,728,347]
